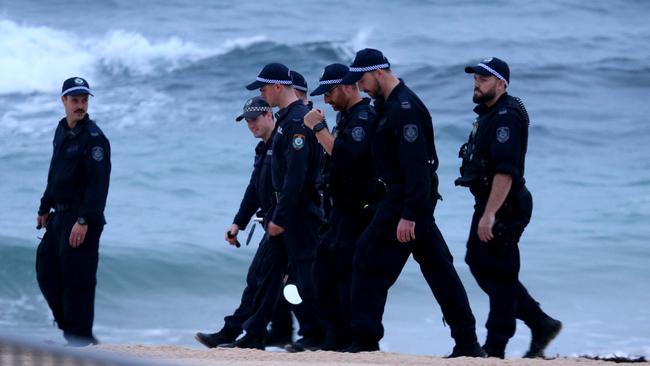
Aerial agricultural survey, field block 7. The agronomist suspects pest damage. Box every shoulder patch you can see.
[292,134,305,150]
[401,101,411,109]
[351,126,366,142]
[496,126,510,143]
[357,111,368,121]
[91,146,104,161]
[403,124,418,143]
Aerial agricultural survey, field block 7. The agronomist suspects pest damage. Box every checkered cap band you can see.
[256,76,292,85]
[319,79,343,85]
[244,106,272,113]
[61,86,91,96]
[348,63,390,73]
[477,63,508,86]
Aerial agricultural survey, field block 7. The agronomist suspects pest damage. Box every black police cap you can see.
[465,57,510,85]
[61,77,93,97]
[246,63,293,90]
[236,96,273,121]
[341,48,390,84]
[310,63,349,96]
[290,70,308,93]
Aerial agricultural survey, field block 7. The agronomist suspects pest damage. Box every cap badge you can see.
[74,78,84,85]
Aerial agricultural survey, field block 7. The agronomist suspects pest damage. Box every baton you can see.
[245,222,256,246]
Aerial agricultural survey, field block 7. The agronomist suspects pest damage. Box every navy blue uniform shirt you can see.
[38,114,111,225]
[324,97,376,207]
[471,93,528,196]
[271,100,320,228]
[372,80,439,221]
[233,135,274,229]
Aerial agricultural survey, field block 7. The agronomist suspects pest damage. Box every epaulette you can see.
[87,120,105,138]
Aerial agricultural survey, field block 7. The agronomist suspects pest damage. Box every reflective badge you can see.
[496,127,510,143]
[292,134,305,150]
[351,126,365,142]
[403,124,418,143]
[91,146,104,161]
[277,126,283,135]
[358,111,368,121]
[498,109,507,115]
[401,101,411,109]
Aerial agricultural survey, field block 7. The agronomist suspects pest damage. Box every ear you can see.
[61,95,66,103]
[497,79,507,91]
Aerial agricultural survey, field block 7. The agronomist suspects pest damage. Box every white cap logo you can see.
[246,98,253,106]
[483,57,493,63]
[74,78,84,85]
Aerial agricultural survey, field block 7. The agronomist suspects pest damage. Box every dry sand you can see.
[82,345,649,366]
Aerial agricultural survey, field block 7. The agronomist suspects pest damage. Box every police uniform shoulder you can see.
[86,120,106,139]
[355,103,376,121]
[497,95,530,125]
[397,90,416,110]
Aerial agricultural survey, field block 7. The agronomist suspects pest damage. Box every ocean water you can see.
[1,0,649,358]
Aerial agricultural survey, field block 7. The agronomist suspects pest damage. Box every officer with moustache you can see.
[303,63,376,351]
[341,49,484,357]
[195,97,292,348]
[459,57,562,358]
[36,77,111,346]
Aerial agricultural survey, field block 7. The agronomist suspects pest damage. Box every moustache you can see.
[75,109,85,113]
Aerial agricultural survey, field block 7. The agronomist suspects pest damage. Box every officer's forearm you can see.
[484,174,512,216]
[315,130,334,155]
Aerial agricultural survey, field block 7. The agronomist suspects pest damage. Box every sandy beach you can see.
[76,345,647,366]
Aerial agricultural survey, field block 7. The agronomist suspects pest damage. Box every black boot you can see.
[264,328,293,348]
[284,336,322,353]
[524,316,562,358]
[195,328,240,349]
[320,332,347,352]
[340,341,379,353]
[447,341,487,358]
[482,344,505,359]
[222,333,265,350]
[64,333,99,347]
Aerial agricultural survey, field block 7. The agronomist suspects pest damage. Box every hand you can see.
[36,214,49,230]
[225,224,240,246]
[396,218,416,243]
[477,211,495,242]
[267,221,285,236]
[303,109,324,130]
[69,222,88,248]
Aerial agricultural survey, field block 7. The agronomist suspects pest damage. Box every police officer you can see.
[459,57,562,358]
[226,63,324,350]
[35,77,111,346]
[303,63,376,351]
[341,49,484,357]
[195,97,291,349]
[290,70,312,109]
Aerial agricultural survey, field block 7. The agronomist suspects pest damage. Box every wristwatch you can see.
[313,121,328,133]
[77,217,87,225]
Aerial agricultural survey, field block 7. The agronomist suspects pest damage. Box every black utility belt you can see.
[272,191,319,204]
[473,185,529,204]
[54,203,80,212]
